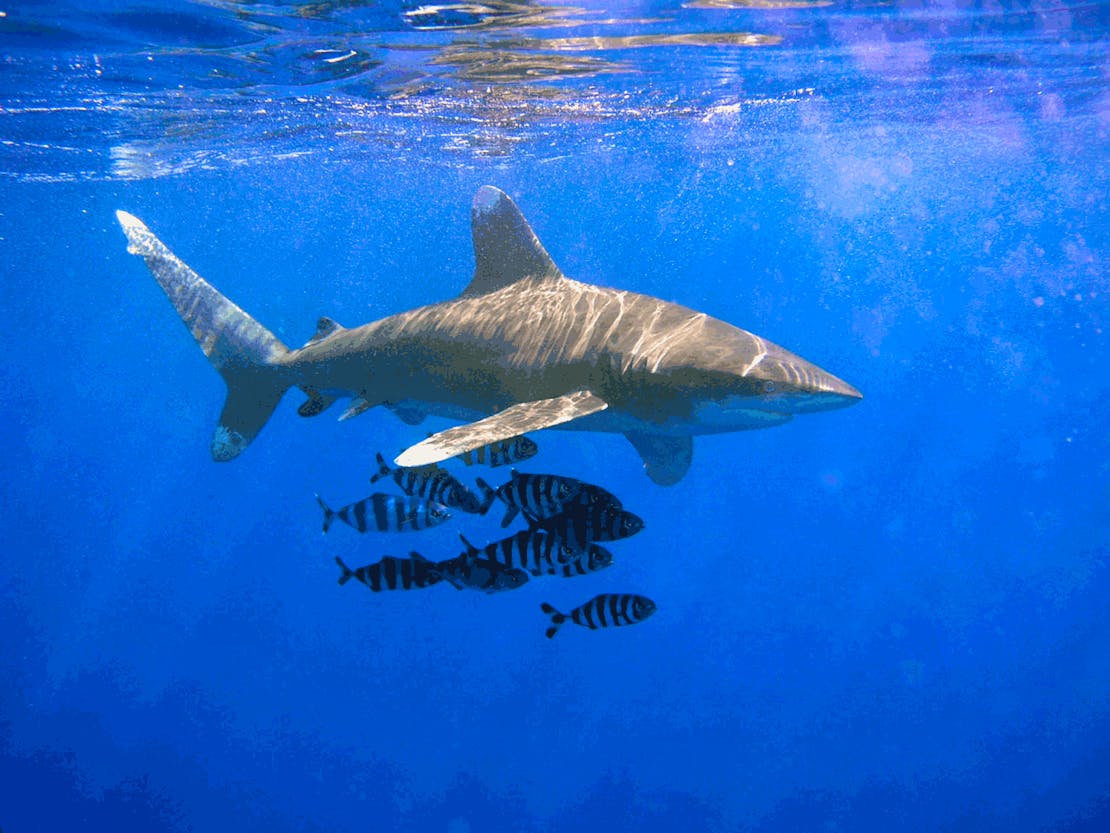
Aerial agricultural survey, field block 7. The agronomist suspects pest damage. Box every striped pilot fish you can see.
[371,452,483,513]
[316,492,450,534]
[574,483,623,512]
[432,551,530,594]
[478,470,618,527]
[527,503,644,550]
[456,435,538,468]
[335,554,441,591]
[541,594,656,638]
[559,545,614,578]
[458,529,576,577]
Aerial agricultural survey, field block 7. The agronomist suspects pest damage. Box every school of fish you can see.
[318,435,657,638]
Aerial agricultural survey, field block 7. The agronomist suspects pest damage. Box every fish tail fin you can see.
[501,505,520,529]
[540,602,565,639]
[315,494,335,533]
[116,211,291,461]
[335,556,355,586]
[475,477,496,516]
[370,452,391,483]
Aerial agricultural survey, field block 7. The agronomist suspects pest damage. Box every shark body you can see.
[117,186,861,485]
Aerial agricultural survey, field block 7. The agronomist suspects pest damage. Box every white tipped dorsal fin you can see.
[462,186,562,297]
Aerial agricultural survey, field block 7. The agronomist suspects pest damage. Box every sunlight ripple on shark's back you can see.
[116,186,861,486]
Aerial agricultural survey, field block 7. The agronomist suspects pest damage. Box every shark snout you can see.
[814,372,862,405]
[750,343,862,414]
[767,367,862,414]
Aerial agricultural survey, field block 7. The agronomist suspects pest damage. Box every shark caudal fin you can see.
[116,211,291,461]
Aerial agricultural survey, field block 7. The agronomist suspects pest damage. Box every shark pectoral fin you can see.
[624,432,693,486]
[395,391,609,469]
[297,387,338,418]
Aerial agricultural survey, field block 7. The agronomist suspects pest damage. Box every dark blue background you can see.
[1,2,1107,831]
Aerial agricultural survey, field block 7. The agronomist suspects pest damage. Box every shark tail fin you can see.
[116,211,291,462]
[540,602,566,639]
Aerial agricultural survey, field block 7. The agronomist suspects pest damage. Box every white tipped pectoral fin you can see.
[395,390,608,468]
[624,432,692,486]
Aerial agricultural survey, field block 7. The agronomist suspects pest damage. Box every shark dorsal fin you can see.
[462,186,562,297]
[304,316,344,347]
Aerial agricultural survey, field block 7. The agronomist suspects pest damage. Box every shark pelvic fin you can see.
[297,387,338,417]
[339,396,374,422]
[461,186,562,297]
[117,210,291,462]
[386,403,427,426]
[395,390,609,469]
[624,432,693,486]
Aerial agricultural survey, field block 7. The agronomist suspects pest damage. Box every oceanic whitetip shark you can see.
[116,186,861,485]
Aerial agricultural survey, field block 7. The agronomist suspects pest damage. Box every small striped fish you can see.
[372,452,483,513]
[558,545,614,578]
[574,483,623,512]
[527,503,644,550]
[335,554,441,592]
[316,492,450,534]
[458,529,578,577]
[541,594,656,638]
[456,436,538,468]
[477,470,585,527]
[432,552,530,594]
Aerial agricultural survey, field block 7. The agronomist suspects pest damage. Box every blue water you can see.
[2,1,1107,831]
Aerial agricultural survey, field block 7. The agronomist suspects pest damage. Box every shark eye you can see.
[763,380,776,393]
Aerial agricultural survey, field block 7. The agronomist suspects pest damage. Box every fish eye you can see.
[763,380,776,393]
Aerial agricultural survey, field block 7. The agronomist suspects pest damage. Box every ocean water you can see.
[1,1,1107,831]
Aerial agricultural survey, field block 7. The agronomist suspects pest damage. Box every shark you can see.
[116,186,861,486]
